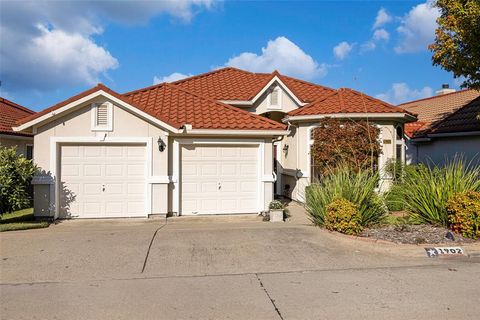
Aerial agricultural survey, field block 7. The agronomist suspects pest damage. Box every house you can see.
[400,87,480,166]
[13,67,415,219]
[0,97,35,159]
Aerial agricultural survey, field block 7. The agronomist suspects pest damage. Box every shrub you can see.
[0,147,37,215]
[306,166,387,227]
[403,157,480,226]
[269,200,285,210]
[446,191,480,239]
[324,198,363,235]
[384,184,406,211]
[310,118,381,179]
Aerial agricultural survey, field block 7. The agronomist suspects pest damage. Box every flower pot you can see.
[269,209,284,222]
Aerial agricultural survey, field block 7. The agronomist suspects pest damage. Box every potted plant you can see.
[269,200,285,222]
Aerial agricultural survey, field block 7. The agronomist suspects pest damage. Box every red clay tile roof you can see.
[401,89,480,137]
[150,67,336,102]
[0,97,35,136]
[17,83,285,131]
[125,83,286,130]
[287,88,414,117]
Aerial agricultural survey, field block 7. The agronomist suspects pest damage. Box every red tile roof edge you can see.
[0,97,35,115]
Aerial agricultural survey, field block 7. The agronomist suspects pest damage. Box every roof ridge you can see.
[165,83,285,129]
[398,88,475,106]
[171,67,254,85]
[123,82,167,96]
[0,97,35,114]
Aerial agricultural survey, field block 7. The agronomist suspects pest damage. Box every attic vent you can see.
[270,89,279,106]
[96,104,108,126]
[91,102,113,131]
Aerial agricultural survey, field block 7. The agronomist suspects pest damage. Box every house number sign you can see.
[424,247,464,257]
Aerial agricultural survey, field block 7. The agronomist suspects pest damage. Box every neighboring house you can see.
[13,67,415,219]
[0,97,35,159]
[400,88,480,166]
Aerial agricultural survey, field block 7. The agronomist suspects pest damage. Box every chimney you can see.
[436,84,456,95]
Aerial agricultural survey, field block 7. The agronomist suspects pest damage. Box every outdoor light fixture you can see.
[157,136,166,152]
[283,144,289,153]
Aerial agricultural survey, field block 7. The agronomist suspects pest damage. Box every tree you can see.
[310,118,381,179]
[0,146,37,215]
[429,0,480,89]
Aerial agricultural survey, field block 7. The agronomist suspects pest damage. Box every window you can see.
[395,125,405,162]
[91,102,113,131]
[26,145,33,160]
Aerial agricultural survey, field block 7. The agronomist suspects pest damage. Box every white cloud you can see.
[373,8,392,29]
[376,83,433,105]
[333,41,354,60]
[395,1,440,53]
[0,0,214,92]
[373,29,389,41]
[153,72,192,84]
[360,41,376,53]
[224,36,327,80]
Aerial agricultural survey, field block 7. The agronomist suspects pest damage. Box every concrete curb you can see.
[319,229,480,258]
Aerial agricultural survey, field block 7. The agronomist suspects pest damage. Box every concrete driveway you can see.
[1,203,479,320]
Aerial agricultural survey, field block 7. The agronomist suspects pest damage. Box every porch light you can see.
[283,144,289,153]
[157,136,166,152]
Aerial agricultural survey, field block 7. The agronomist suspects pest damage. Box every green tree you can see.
[429,0,480,89]
[0,146,37,215]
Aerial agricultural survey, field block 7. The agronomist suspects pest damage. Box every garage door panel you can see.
[60,144,146,218]
[181,145,259,215]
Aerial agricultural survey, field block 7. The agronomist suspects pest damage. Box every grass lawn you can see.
[0,208,50,232]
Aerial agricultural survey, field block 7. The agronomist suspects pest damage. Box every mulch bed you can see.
[361,224,477,245]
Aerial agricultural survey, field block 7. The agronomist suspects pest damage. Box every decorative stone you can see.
[270,209,284,222]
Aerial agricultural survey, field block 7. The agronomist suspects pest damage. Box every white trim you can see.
[218,76,307,107]
[273,140,282,195]
[285,113,416,122]
[147,176,171,184]
[175,138,267,215]
[90,102,113,131]
[14,90,180,133]
[49,136,152,219]
[180,129,289,136]
[262,174,275,182]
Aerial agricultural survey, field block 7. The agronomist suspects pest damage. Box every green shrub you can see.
[0,147,37,215]
[446,191,480,239]
[384,184,406,211]
[324,198,363,235]
[306,166,387,227]
[403,158,480,226]
[269,200,285,210]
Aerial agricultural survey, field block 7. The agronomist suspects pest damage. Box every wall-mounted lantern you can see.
[282,144,289,153]
[157,136,166,152]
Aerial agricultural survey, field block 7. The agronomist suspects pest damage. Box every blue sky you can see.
[0,0,457,111]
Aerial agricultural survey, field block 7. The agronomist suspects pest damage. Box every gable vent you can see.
[270,89,279,105]
[96,103,109,126]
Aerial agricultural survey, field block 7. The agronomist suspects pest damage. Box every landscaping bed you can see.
[361,224,477,245]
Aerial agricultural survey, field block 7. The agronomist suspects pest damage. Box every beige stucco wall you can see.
[407,136,480,166]
[277,120,403,202]
[0,135,33,156]
[32,96,169,218]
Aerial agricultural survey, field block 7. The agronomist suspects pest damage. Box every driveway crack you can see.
[255,273,284,320]
[141,220,167,273]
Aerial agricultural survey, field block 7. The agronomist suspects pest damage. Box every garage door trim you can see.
[174,138,265,216]
[50,137,153,219]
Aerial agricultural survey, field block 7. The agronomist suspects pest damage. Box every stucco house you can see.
[0,97,35,158]
[13,67,415,219]
[401,88,480,166]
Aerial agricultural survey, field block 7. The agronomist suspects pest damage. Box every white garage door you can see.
[60,144,146,218]
[181,144,259,215]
